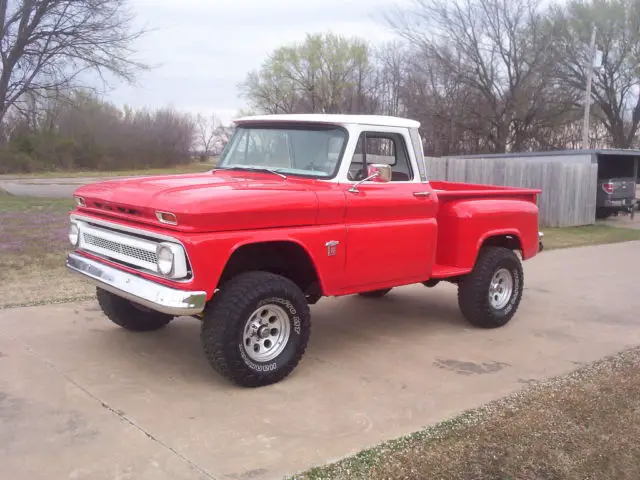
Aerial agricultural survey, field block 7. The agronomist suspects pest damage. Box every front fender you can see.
[182,225,347,298]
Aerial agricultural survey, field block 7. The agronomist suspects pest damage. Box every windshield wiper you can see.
[214,166,287,179]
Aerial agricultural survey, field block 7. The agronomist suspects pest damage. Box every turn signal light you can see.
[156,211,178,225]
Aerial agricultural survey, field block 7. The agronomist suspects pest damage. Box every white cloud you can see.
[104,0,407,124]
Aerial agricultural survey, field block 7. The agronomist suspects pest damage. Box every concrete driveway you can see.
[1,241,639,480]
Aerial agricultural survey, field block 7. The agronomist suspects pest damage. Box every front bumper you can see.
[66,252,207,316]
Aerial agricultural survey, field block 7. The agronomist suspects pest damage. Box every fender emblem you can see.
[325,240,339,256]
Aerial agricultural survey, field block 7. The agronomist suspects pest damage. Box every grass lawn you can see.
[542,223,640,250]
[0,160,216,179]
[290,347,640,480]
[0,191,93,308]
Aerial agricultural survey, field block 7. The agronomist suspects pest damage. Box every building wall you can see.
[427,154,598,228]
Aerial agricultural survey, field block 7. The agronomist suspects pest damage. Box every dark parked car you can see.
[596,177,636,219]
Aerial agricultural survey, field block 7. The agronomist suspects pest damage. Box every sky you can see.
[106,0,409,125]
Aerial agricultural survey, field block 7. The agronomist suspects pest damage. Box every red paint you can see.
[71,171,542,300]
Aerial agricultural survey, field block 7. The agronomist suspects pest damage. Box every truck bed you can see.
[428,180,541,277]
[430,180,541,199]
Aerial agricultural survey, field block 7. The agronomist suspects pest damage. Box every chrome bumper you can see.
[66,252,207,316]
[538,231,544,252]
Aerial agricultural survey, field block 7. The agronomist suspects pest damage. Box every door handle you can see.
[413,191,431,197]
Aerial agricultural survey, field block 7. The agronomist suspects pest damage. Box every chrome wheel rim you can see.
[488,268,514,309]
[242,304,291,362]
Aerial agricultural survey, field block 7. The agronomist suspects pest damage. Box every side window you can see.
[348,132,414,181]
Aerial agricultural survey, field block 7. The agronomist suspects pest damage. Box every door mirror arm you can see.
[348,163,392,193]
[348,172,380,193]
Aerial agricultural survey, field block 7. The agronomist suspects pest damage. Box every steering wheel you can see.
[348,167,367,181]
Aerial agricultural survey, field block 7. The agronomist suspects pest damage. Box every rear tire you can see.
[96,288,174,331]
[457,247,523,329]
[358,288,392,298]
[200,272,311,387]
[596,207,613,219]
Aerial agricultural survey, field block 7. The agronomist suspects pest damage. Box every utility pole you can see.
[582,25,597,150]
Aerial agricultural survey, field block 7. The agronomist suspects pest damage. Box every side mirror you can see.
[367,164,392,183]
[348,163,393,193]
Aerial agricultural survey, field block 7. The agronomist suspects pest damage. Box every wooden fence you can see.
[426,156,598,227]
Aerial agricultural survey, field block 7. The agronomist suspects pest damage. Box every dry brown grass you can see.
[1,265,94,309]
[0,193,93,308]
[292,347,640,480]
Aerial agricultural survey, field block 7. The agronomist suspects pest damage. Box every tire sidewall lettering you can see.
[238,295,302,373]
[238,343,278,372]
[491,261,521,317]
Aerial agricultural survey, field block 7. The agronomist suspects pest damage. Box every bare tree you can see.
[0,0,147,127]
[0,90,197,173]
[195,113,219,160]
[386,0,571,153]
[548,0,640,148]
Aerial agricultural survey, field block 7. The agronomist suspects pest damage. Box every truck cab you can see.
[66,114,543,387]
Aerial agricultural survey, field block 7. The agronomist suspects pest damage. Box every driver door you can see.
[341,129,438,290]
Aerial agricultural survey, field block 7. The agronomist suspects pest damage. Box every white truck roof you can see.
[234,114,421,129]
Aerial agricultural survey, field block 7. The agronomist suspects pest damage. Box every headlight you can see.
[156,244,175,275]
[68,223,80,246]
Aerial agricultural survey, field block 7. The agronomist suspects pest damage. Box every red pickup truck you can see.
[66,114,543,387]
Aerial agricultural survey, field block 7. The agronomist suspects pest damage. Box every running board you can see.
[430,264,472,279]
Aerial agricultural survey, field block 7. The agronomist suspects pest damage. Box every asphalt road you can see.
[0,177,115,198]
[1,241,639,480]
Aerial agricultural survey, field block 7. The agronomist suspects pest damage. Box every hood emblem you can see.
[325,240,339,257]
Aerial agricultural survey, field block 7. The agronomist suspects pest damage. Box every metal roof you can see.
[233,114,421,129]
[447,149,640,159]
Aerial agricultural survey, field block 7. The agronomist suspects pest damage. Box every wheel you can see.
[96,287,174,331]
[200,271,311,387]
[457,246,524,329]
[358,288,392,298]
[595,207,613,219]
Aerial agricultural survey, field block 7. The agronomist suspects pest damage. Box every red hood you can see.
[73,172,320,232]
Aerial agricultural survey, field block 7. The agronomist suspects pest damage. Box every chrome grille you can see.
[82,232,157,264]
[77,222,159,272]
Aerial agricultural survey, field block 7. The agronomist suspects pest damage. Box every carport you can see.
[594,149,640,217]
[432,149,640,227]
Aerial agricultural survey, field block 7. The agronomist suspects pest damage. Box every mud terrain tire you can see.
[200,272,311,387]
[457,246,524,329]
[96,287,174,331]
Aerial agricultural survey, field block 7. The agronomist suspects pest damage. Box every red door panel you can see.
[341,182,438,290]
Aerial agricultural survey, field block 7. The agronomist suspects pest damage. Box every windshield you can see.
[218,124,348,178]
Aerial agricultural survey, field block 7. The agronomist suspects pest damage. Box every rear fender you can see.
[475,229,523,261]
[435,197,539,270]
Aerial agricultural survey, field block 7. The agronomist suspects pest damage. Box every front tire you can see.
[200,272,311,387]
[457,246,523,329]
[96,288,174,331]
